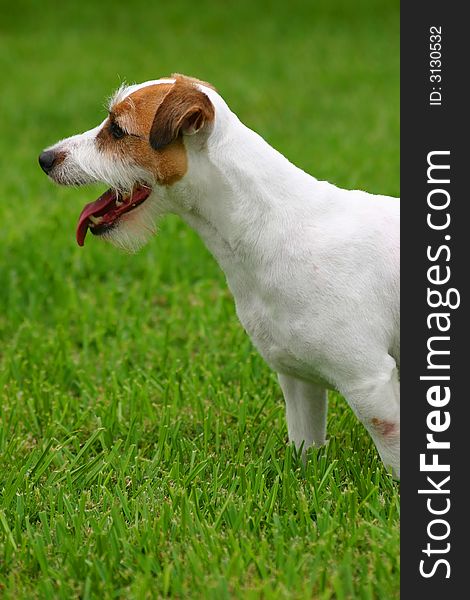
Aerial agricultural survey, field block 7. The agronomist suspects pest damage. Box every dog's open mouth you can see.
[76,184,152,246]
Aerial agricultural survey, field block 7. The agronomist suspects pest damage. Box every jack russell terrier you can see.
[39,74,400,479]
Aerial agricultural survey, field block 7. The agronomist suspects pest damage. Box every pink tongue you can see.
[76,189,116,247]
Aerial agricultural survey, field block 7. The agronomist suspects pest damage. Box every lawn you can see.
[0,0,400,598]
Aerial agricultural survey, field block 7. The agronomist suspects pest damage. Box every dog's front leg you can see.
[342,360,400,479]
[278,374,328,455]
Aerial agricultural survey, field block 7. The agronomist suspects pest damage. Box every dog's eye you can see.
[110,121,125,140]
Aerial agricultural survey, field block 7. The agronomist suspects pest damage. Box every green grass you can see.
[0,0,399,597]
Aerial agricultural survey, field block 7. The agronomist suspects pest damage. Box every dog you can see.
[39,74,400,478]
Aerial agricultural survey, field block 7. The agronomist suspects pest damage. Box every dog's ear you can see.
[149,82,215,150]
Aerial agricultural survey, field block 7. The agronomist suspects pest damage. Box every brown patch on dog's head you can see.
[149,79,215,150]
[98,76,215,186]
[171,73,217,92]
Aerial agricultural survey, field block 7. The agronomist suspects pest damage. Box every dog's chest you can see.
[227,271,332,386]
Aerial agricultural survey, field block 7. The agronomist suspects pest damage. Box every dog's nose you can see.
[38,150,57,174]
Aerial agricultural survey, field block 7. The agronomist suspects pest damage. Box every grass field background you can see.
[0,1,399,597]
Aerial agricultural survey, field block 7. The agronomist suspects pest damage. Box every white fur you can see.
[45,78,400,478]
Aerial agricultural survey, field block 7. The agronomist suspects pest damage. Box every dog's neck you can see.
[165,95,333,276]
